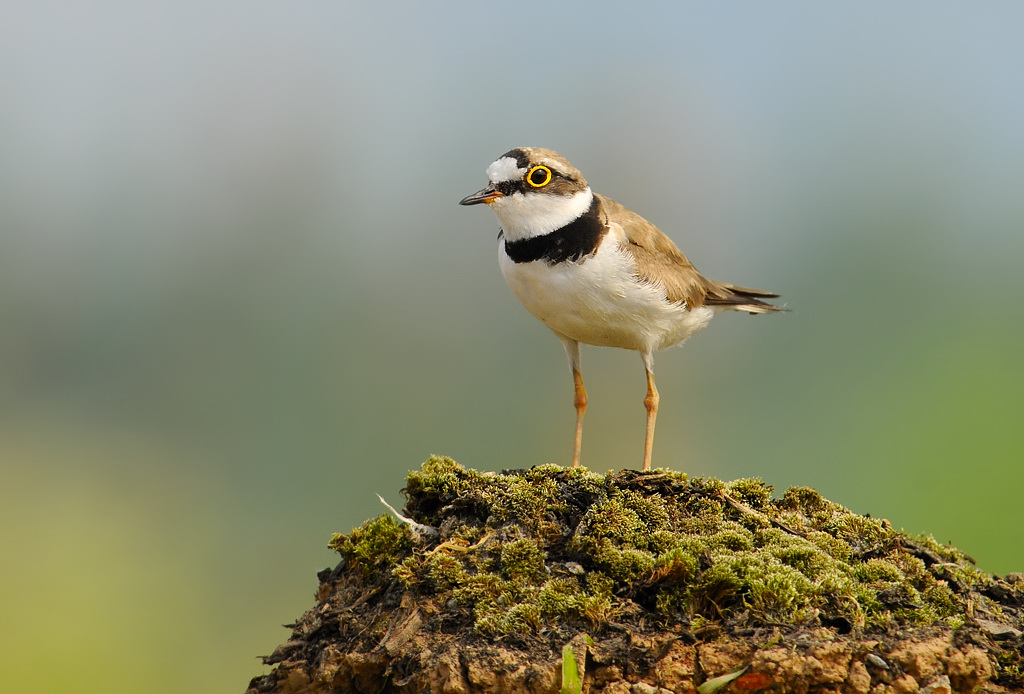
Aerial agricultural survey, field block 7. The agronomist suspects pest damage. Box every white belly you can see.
[498,231,716,352]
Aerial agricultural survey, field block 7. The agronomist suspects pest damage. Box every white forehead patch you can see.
[486,156,526,184]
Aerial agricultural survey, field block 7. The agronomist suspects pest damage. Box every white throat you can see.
[490,187,593,242]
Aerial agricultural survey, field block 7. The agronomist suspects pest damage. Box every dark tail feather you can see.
[705,283,785,314]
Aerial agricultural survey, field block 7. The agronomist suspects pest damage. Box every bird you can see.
[459,147,782,471]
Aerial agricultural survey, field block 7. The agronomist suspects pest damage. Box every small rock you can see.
[976,617,1023,640]
[565,561,585,574]
[920,675,951,694]
[867,654,890,670]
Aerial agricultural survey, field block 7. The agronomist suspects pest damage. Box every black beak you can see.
[459,184,503,206]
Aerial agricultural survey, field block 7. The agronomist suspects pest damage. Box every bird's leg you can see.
[641,352,659,471]
[572,367,587,468]
[561,338,586,468]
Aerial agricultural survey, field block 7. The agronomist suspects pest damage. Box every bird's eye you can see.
[527,165,552,188]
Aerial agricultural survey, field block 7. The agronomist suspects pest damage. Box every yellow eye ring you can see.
[526,165,552,188]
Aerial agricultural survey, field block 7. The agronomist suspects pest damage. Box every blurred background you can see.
[2,1,1023,691]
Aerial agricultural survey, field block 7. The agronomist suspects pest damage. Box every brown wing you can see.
[596,194,782,314]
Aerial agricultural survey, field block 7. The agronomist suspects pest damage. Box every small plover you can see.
[461,147,781,470]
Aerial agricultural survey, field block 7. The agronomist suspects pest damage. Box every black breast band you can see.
[503,197,606,265]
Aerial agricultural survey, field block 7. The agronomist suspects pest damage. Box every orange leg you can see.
[559,338,587,468]
[641,354,659,471]
[572,367,587,468]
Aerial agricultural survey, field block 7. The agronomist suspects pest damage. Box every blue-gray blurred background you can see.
[2,2,1022,692]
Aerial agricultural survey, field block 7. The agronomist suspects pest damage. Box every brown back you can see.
[596,194,781,314]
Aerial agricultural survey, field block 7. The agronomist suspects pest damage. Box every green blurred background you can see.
[2,2,1022,692]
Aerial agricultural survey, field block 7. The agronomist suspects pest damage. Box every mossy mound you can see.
[247,457,1024,694]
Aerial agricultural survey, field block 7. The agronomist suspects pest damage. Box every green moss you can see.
[854,557,905,583]
[537,578,615,628]
[571,536,656,583]
[575,494,647,546]
[329,514,411,580]
[476,600,543,636]
[327,458,1006,639]
[778,486,837,519]
[825,514,889,548]
[425,551,469,589]
[726,478,774,510]
[621,489,671,532]
[501,539,547,582]
[946,614,966,629]
[652,548,700,583]
[405,454,482,499]
[393,555,420,588]
[924,583,959,618]
[705,523,755,552]
[804,529,853,562]
[453,572,512,607]
[746,564,815,620]
[491,475,566,539]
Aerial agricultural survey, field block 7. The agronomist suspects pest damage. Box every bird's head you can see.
[460,147,593,241]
